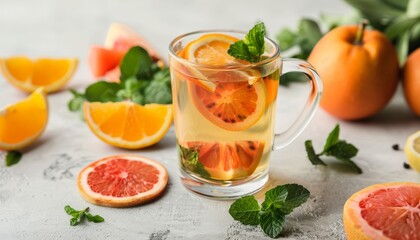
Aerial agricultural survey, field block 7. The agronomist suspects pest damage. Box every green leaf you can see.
[277,184,310,215]
[5,151,22,167]
[335,158,363,174]
[259,209,285,238]
[68,89,85,112]
[144,68,172,104]
[64,205,77,215]
[85,81,122,102]
[385,15,420,40]
[397,32,410,66]
[70,217,78,226]
[344,0,406,19]
[326,141,358,159]
[276,28,297,51]
[261,186,288,211]
[229,196,261,226]
[120,46,154,82]
[228,22,266,63]
[323,124,340,152]
[297,19,323,47]
[85,213,105,223]
[178,143,210,178]
[305,140,326,166]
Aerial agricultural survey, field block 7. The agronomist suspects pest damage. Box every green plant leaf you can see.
[70,217,78,226]
[276,28,297,51]
[261,186,288,211]
[178,143,210,178]
[85,81,122,102]
[228,22,266,63]
[326,141,358,159]
[120,46,154,82]
[323,124,340,152]
[335,158,363,174]
[277,184,310,215]
[305,140,326,166]
[229,196,261,226]
[397,32,410,66]
[144,68,172,104]
[297,18,323,47]
[259,209,285,238]
[86,213,105,223]
[5,151,22,167]
[385,15,420,40]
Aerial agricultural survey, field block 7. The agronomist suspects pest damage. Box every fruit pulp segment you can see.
[87,158,159,197]
[359,186,420,240]
[172,68,279,182]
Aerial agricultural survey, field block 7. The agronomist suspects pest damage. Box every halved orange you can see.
[78,154,168,207]
[0,88,48,150]
[83,101,173,149]
[0,57,78,93]
[183,141,264,180]
[343,182,420,240]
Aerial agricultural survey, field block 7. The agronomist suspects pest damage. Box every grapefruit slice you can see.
[88,46,125,78]
[188,80,266,131]
[0,57,78,93]
[183,141,264,180]
[83,101,173,149]
[78,154,168,208]
[104,23,162,61]
[0,88,48,150]
[343,182,420,240]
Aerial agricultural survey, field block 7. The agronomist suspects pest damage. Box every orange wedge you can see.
[83,101,173,149]
[0,57,78,93]
[0,88,48,150]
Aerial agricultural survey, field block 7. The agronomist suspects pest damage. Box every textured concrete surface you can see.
[0,0,419,239]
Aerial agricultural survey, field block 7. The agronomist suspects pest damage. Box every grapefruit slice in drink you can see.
[343,182,420,240]
[182,141,264,180]
[78,154,168,208]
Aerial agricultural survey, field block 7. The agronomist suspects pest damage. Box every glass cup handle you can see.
[272,58,323,150]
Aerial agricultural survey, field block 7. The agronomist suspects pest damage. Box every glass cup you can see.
[168,30,322,199]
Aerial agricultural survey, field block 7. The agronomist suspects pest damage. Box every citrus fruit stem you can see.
[354,20,368,45]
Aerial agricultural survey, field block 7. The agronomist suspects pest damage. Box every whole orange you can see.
[403,48,420,116]
[308,23,399,120]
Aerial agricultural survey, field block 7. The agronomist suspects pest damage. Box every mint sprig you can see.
[67,46,171,113]
[64,205,104,226]
[5,151,22,167]
[228,22,266,63]
[305,124,362,174]
[229,184,310,238]
[177,143,210,178]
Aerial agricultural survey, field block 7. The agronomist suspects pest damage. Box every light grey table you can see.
[0,0,419,239]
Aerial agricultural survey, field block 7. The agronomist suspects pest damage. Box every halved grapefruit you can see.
[182,141,264,180]
[343,182,420,240]
[78,154,168,208]
[88,46,125,78]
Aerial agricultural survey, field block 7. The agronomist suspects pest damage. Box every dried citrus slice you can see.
[83,101,172,149]
[78,154,168,207]
[189,79,266,131]
[404,130,420,172]
[0,88,48,150]
[183,141,264,180]
[343,182,420,240]
[0,57,78,93]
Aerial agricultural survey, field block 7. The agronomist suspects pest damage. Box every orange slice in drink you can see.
[343,182,420,240]
[0,57,78,93]
[78,154,168,207]
[83,101,172,149]
[0,88,48,150]
[184,141,264,180]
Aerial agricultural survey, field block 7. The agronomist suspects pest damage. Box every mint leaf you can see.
[85,81,122,102]
[144,68,172,104]
[305,140,326,166]
[276,184,310,215]
[323,124,340,152]
[259,209,285,238]
[120,46,154,81]
[85,213,105,223]
[229,196,261,226]
[228,22,266,63]
[326,141,358,159]
[261,186,288,211]
[178,143,210,178]
[276,28,297,51]
[68,89,85,112]
[5,151,22,167]
[70,217,78,226]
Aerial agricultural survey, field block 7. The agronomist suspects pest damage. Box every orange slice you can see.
[0,57,78,93]
[78,154,168,207]
[343,182,420,240]
[83,101,172,149]
[0,88,48,150]
[182,141,264,180]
